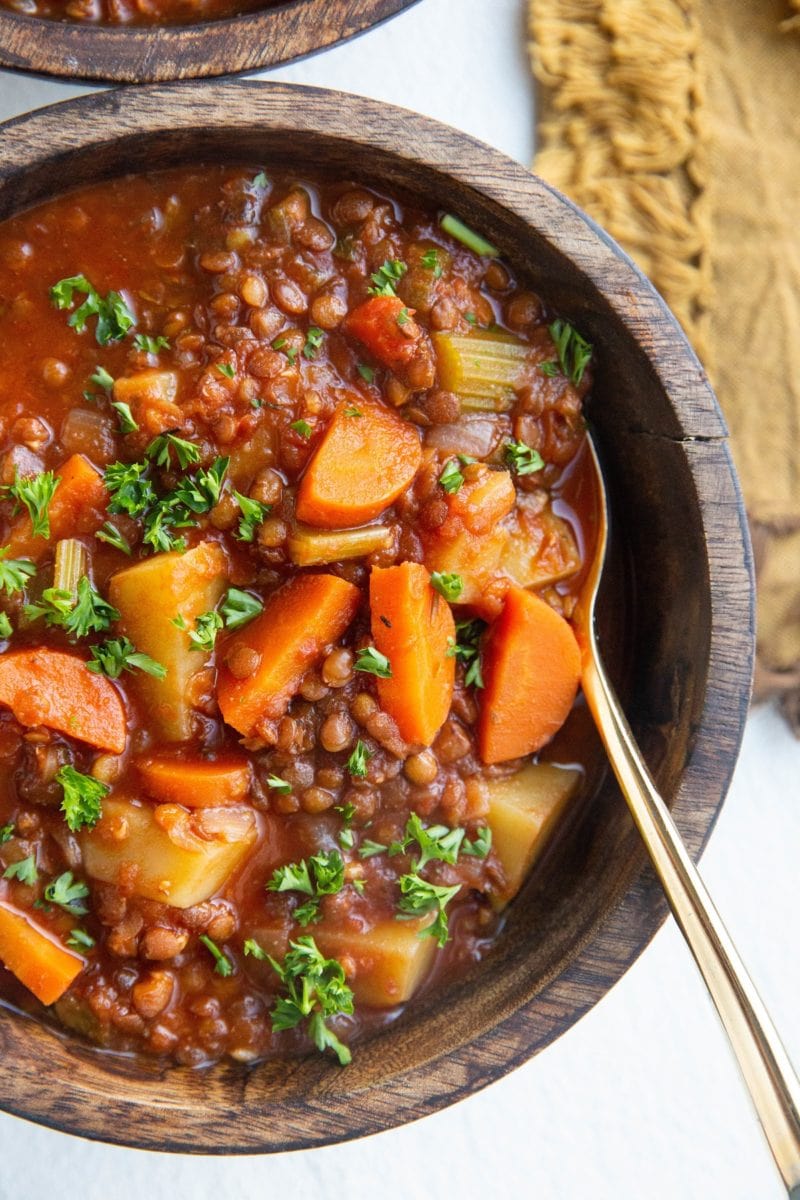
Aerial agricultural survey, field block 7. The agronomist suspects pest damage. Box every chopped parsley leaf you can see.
[343,406,362,418]
[44,871,90,915]
[266,774,292,795]
[290,419,312,440]
[220,587,263,630]
[216,362,236,379]
[67,928,95,950]
[269,935,354,1066]
[358,838,388,860]
[0,614,10,639]
[447,617,486,689]
[5,470,59,539]
[233,491,270,543]
[421,248,443,277]
[110,400,139,434]
[548,319,593,386]
[396,306,411,327]
[0,824,13,845]
[357,363,375,384]
[438,459,464,494]
[396,873,460,947]
[145,432,201,470]
[3,855,38,885]
[504,439,545,476]
[25,577,119,640]
[89,365,115,392]
[367,259,407,297]
[303,327,325,360]
[95,523,132,556]
[173,609,223,653]
[86,636,166,680]
[347,739,373,778]
[538,360,559,378]
[50,275,135,345]
[56,765,109,833]
[430,571,463,602]
[354,645,392,678]
[0,548,36,596]
[389,811,464,870]
[134,334,170,355]
[200,934,234,977]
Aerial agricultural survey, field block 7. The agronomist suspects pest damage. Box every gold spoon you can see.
[573,432,800,1197]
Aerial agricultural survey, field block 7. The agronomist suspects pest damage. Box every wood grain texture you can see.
[0,82,755,1154]
[0,0,421,83]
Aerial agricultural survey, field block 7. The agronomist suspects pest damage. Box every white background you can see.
[0,2,798,1197]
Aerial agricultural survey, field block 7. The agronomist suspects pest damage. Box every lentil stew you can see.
[0,166,593,1067]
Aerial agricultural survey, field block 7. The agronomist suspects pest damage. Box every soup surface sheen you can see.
[0,167,592,1067]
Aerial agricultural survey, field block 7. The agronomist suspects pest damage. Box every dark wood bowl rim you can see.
[0,0,422,83]
[0,81,755,1154]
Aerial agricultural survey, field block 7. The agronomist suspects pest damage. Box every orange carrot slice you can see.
[344,295,421,372]
[370,562,455,746]
[217,573,361,737]
[136,755,253,808]
[0,648,126,753]
[296,401,421,528]
[478,587,580,764]
[0,900,84,1006]
[7,453,108,560]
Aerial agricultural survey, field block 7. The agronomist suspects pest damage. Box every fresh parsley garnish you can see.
[234,491,270,543]
[25,577,119,640]
[447,617,486,689]
[266,774,292,795]
[67,928,95,950]
[56,765,108,832]
[268,936,354,1066]
[357,363,375,384]
[462,827,492,858]
[145,432,201,470]
[347,740,373,778]
[430,571,463,602]
[0,548,36,595]
[303,327,325,360]
[3,855,38,885]
[89,365,114,392]
[216,362,236,379]
[538,360,559,378]
[548,319,593,386]
[50,275,135,345]
[95,522,132,556]
[368,259,408,297]
[396,873,460,948]
[172,609,223,653]
[0,824,13,844]
[396,306,411,327]
[390,811,464,869]
[354,645,392,678]
[104,462,156,518]
[133,334,170,355]
[343,406,362,418]
[110,400,139,434]
[0,613,10,639]
[421,248,443,277]
[290,419,312,440]
[267,850,345,927]
[252,172,269,190]
[44,871,90,915]
[220,587,263,630]
[438,459,464,494]
[358,839,388,859]
[504,439,544,476]
[86,636,166,680]
[5,470,59,539]
[200,934,234,977]
[243,937,269,960]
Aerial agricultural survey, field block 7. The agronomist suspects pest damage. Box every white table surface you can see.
[0,3,798,1197]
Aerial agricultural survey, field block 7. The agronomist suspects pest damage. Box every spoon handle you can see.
[582,651,800,1197]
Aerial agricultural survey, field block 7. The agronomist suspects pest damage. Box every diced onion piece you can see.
[60,408,116,463]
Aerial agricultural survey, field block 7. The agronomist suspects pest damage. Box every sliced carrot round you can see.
[478,587,581,764]
[370,561,455,747]
[296,400,422,529]
[0,648,127,753]
[136,755,253,808]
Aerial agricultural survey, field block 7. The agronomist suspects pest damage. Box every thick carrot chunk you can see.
[478,587,581,764]
[0,648,126,753]
[370,562,455,747]
[0,901,84,1006]
[136,754,253,808]
[296,401,421,528]
[217,574,361,737]
[344,295,421,373]
[7,454,108,560]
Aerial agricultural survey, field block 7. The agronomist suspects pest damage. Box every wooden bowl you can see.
[0,81,754,1153]
[0,0,421,83]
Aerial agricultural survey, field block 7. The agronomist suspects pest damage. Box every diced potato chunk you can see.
[486,762,581,905]
[315,918,436,1008]
[501,501,581,590]
[81,795,258,908]
[112,370,181,436]
[109,541,227,741]
[288,523,392,567]
[421,463,515,608]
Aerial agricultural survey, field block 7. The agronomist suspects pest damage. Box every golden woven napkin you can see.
[529,0,800,728]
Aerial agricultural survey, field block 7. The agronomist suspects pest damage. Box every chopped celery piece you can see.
[440,214,499,258]
[288,523,392,567]
[53,539,88,600]
[433,331,531,406]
